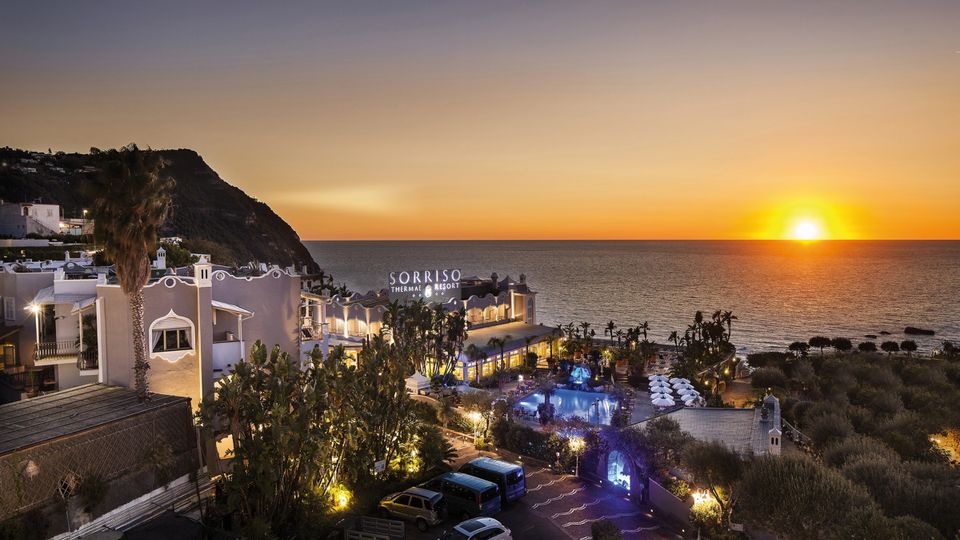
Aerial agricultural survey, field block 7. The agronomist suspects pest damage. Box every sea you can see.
[304,241,960,356]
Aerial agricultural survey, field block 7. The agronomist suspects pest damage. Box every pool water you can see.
[516,388,619,425]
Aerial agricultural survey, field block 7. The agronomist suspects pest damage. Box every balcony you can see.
[212,340,244,377]
[34,340,80,364]
[34,340,98,372]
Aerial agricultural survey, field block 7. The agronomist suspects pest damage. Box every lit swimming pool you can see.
[516,388,619,425]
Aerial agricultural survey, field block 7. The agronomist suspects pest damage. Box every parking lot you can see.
[400,436,681,540]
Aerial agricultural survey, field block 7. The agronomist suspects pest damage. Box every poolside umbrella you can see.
[674,383,695,392]
[649,381,670,389]
[651,396,676,407]
[649,386,671,395]
[669,377,682,384]
[682,394,699,404]
[677,388,699,396]
[649,375,669,382]
[650,391,672,399]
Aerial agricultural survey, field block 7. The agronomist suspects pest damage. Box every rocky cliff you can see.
[0,146,316,269]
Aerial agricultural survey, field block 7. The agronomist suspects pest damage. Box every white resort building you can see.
[301,272,558,381]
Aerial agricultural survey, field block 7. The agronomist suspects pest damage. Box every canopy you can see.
[651,397,676,407]
[405,372,431,394]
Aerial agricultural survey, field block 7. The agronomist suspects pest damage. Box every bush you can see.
[591,519,622,540]
[806,412,854,449]
[822,435,899,468]
[750,367,787,389]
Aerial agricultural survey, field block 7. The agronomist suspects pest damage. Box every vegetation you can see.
[0,146,317,268]
[384,300,467,381]
[159,241,198,267]
[88,145,174,400]
[591,519,623,540]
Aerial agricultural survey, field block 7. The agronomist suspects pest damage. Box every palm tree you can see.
[89,145,174,401]
[668,331,680,351]
[638,321,649,341]
[604,320,616,341]
[487,336,509,391]
[465,343,485,384]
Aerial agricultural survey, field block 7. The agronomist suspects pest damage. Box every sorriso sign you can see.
[389,269,462,303]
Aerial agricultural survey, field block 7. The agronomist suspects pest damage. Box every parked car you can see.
[459,457,526,503]
[378,487,446,532]
[421,472,501,520]
[441,517,512,540]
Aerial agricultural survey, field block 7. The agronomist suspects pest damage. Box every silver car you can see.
[378,487,446,532]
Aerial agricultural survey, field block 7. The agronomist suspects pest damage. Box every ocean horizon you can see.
[305,240,960,356]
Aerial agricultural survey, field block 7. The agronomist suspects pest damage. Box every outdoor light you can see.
[568,436,585,476]
[27,303,40,315]
[518,374,524,383]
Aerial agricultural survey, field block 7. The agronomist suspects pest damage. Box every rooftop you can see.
[0,384,189,455]
[463,321,556,354]
[631,406,775,456]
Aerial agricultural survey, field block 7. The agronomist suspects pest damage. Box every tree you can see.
[831,337,853,355]
[858,341,877,353]
[89,145,174,401]
[159,241,198,267]
[465,344,486,384]
[682,440,742,527]
[591,519,622,540]
[788,341,810,358]
[198,342,350,536]
[880,341,901,356]
[751,367,787,390]
[809,336,832,356]
[899,340,918,356]
[487,336,510,391]
[738,455,877,539]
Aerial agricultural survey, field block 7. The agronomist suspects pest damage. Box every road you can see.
[401,434,681,540]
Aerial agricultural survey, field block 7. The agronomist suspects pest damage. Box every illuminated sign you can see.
[389,269,461,303]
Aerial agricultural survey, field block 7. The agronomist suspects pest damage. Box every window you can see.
[148,310,195,361]
[3,297,14,322]
[408,497,423,509]
[476,528,506,540]
[153,328,191,352]
[394,495,411,506]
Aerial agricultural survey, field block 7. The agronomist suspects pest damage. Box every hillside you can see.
[0,147,317,269]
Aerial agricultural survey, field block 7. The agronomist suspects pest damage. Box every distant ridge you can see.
[0,146,317,269]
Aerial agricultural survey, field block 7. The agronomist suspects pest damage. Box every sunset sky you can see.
[2,1,959,240]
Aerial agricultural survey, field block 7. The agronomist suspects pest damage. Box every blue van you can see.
[421,472,501,520]
[459,457,527,503]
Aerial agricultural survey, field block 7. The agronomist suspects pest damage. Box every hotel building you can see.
[301,272,559,381]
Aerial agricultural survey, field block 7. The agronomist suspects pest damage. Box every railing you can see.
[34,340,79,360]
[77,349,98,371]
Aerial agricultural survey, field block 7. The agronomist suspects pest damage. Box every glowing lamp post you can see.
[568,436,585,477]
[466,410,484,444]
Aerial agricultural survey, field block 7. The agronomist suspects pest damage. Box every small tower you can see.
[194,261,211,287]
[155,246,166,270]
[769,426,782,456]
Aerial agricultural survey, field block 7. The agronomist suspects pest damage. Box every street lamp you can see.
[568,436,585,477]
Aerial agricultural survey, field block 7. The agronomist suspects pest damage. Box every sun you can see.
[790,220,822,241]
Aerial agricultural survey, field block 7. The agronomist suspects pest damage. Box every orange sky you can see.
[2,2,959,240]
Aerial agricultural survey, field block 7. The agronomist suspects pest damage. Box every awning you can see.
[71,296,97,315]
[211,300,253,317]
[33,286,96,309]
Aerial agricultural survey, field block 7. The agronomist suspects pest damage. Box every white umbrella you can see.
[682,395,699,405]
[649,381,670,389]
[650,392,672,400]
[674,384,695,392]
[649,384,671,392]
[677,387,699,396]
[651,396,676,407]
[649,375,669,382]
[672,378,690,385]
[669,377,682,384]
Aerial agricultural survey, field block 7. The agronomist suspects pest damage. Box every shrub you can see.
[591,519,622,540]
[806,412,854,449]
[750,367,787,389]
[76,473,108,514]
[822,435,899,468]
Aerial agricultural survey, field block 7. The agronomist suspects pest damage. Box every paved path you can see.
[405,432,682,540]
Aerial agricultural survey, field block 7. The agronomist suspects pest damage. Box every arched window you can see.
[482,306,497,322]
[466,308,483,324]
[607,451,631,490]
[149,310,196,362]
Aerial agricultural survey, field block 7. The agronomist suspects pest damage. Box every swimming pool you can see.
[516,388,619,425]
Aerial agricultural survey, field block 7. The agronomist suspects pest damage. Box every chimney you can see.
[194,262,212,288]
[155,246,166,270]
